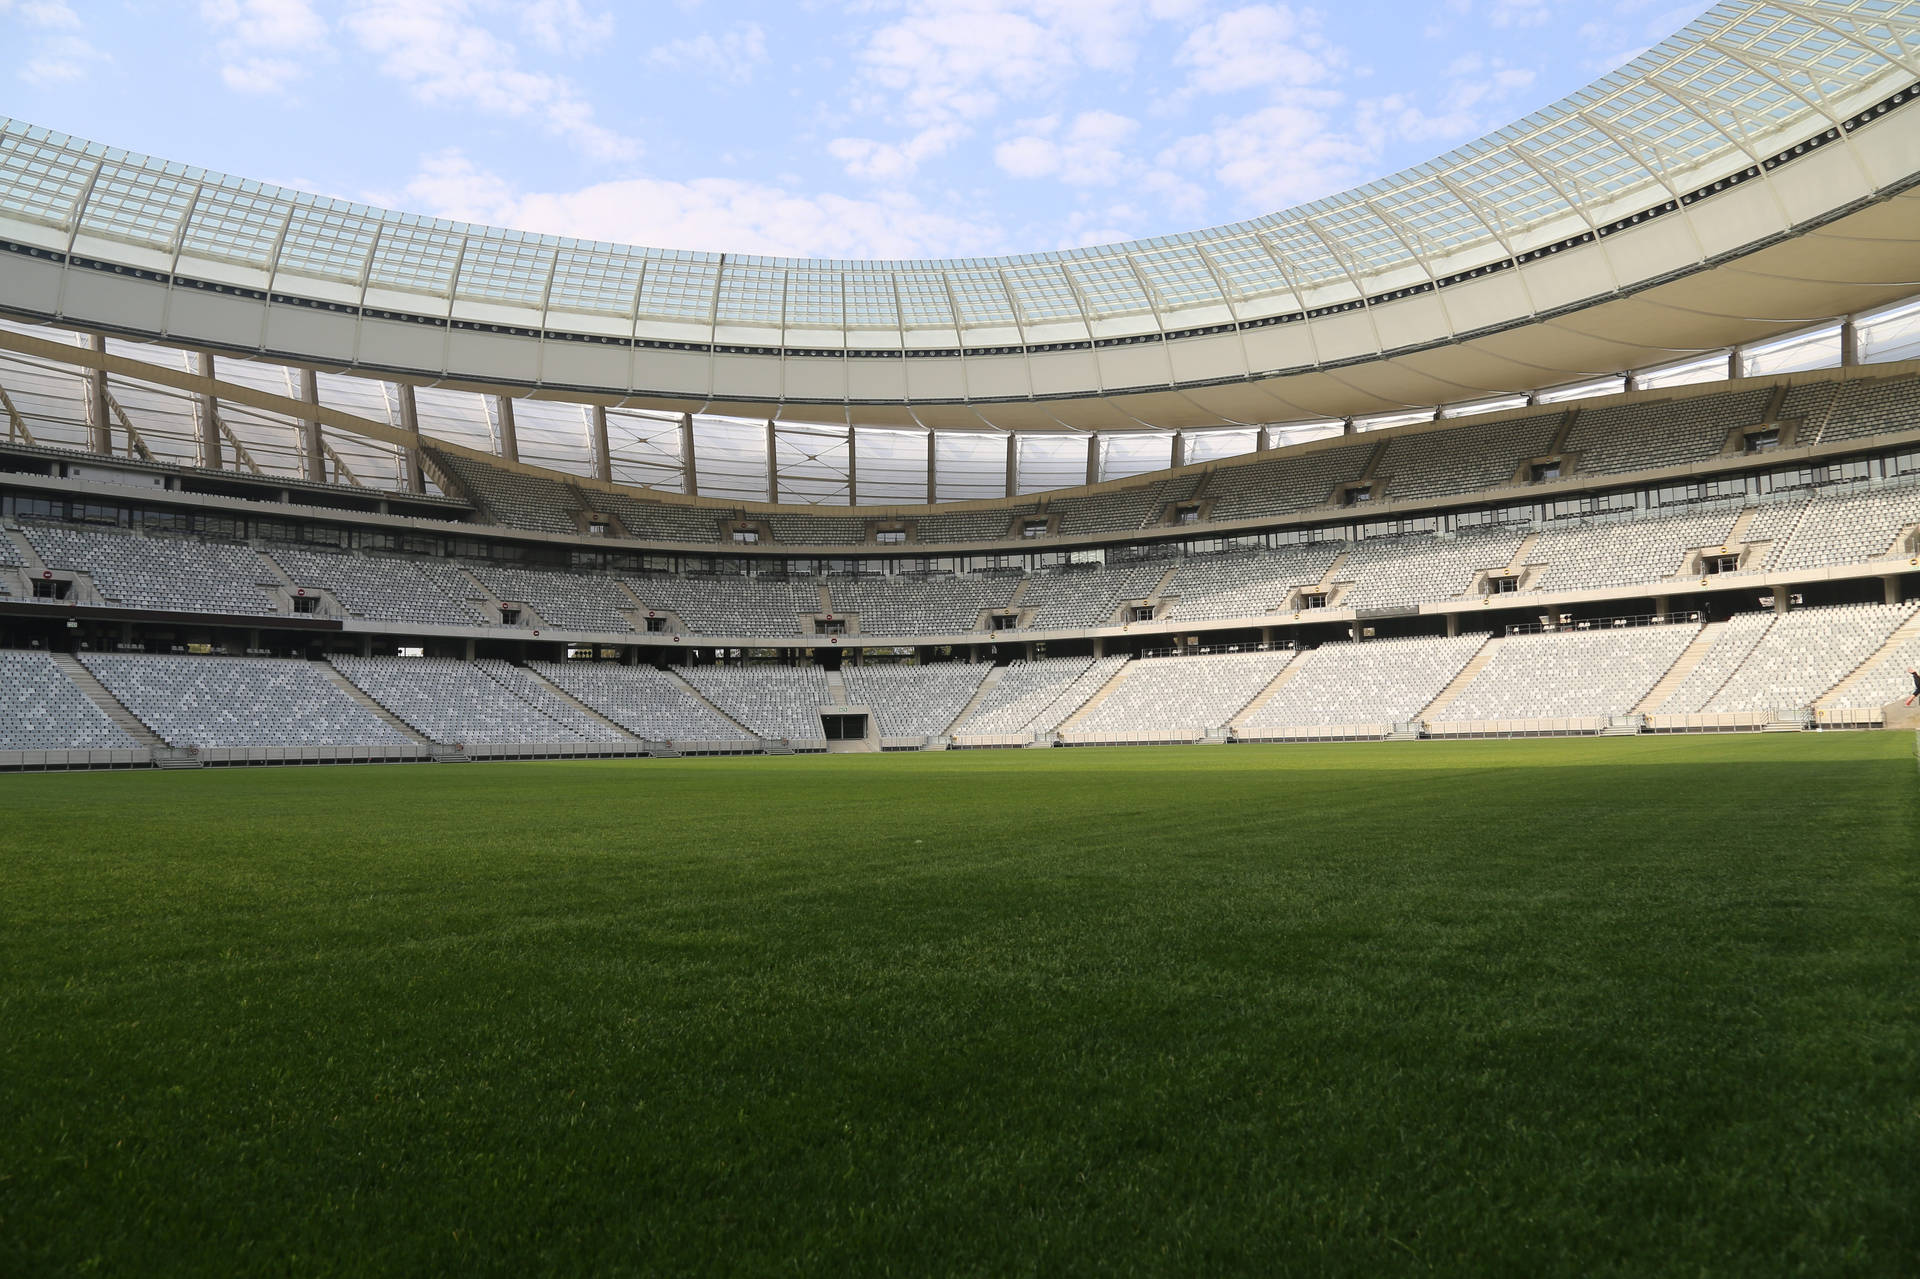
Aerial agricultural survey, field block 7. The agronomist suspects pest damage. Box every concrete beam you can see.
[298,367,323,484]
[494,394,519,463]
[395,382,425,494]
[680,412,698,495]
[591,405,612,482]
[193,351,220,470]
[85,334,110,455]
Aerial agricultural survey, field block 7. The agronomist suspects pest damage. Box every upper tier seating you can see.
[82,654,411,749]
[529,661,755,742]
[625,575,821,635]
[765,514,868,546]
[1442,624,1701,721]
[0,528,21,593]
[1163,544,1342,620]
[952,655,1124,736]
[1051,485,1167,535]
[827,575,1019,635]
[24,524,279,615]
[330,654,589,745]
[1379,414,1558,502]
[1564,390,1768,475]
[0,650,135,750]
[462,562,638,633]
[1526,508,1742,593]
[1736,498,1809,572]
[1701,603,1917,712]
[1073,650,1294,737]
[428,448,584,535]
[266,545,485,627]
[1203,440,1373,522]
[591,490,726,544]
[1768,482,1920,572]
[1025,561,1167,629]
[475,661,632,742]
[843,663,991,738]
[913,507,1026,543]
[680,665,831,741]
[1654,612,1776,714]
[1813,374,1920,444]
[1238,635,1487,731]
[1338,529,1526,611]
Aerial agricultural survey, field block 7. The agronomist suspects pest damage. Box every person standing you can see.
[1908,668,1919,707]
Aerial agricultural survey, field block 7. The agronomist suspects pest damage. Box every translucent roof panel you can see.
[0,0,1914,337]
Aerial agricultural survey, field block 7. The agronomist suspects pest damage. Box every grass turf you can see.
[2,734,1916,1277]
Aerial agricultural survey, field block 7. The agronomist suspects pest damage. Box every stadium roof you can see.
[2,0,1920,435]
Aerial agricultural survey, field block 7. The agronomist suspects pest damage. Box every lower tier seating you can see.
[82,653,413,749]
[0,650,135,750]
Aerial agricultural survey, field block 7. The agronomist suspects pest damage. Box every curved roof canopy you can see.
[3,0,1920,431]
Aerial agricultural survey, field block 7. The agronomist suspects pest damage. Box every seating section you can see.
[1380,415,1557,502]
[827,574,1018,635]
[592,490,725,544]
[1768,482,1920,572]
[1338,529,1525,611]
[475,661,632,742]
[1814,374,1920,444]
[462,562,638,633]
[1163,545,1341,620]
[1442,624,1701,721]
[1825,629,1920,709]
[267,546,484,627]
[428,448,585,535]
[625,575,820,635]
[1701,603,1916,712]
[843,663,991,738]
[680,665,831,741]
[82,654,412,749]
[914,507,1025,543]
[1239,635,1486,731]
[1655,612,1776,714]
[330,655,590,745]
[0,650,135,749]
[954,655,1124,736]
[1527,508,1740,593]
[1051,486,1166,535]
[530,662,756,742]
[1204,440,1373,522]
[1565,391,1767,475]
[1736,499,1807,572]
[1025,561,1166,629]
[25,524,279,615]
[1074,651,1293,737]
[765,514,868,546]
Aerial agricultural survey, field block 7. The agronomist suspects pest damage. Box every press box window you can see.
[645,615,668,632]
[500,606,522,625]
[1299,592,1328,610]
[731,528,761,544]
[989,611,1019,630]
[1020,519,1049,539]
[292,594,319,614]
[1129,605,1156,622]
[1485,575,1519,594]
[1173,505,1201,525]
[1530,461,1562,483]
[815,618,846,636]
[1744,428,1781,454]
[32,578,70,600]
[875,529,907,545]
[1338,485,1372,507]
[1703,554,1740,575]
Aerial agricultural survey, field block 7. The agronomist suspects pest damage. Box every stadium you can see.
[3,1,1918,1273]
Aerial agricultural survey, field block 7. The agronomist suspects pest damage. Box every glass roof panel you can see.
[637,255,721,321]
[546,245,644,317]
[1002,265,1083,323]
[0,124,95,227]
[77,160,196,250]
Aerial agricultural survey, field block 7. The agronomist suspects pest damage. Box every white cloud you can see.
[829,124,968,182]
[397,150,1008,259]
[342,0,637,162]
[993,110,1139,185]
[645,21,768,85]
[200,0,328,94]
[519,0,615,54]
[1174,5,1341,96]
[3,0,108,84]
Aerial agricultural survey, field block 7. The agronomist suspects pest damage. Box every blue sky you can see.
[1,0,1707,260]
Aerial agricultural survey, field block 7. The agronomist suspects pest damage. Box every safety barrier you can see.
[0,748,152,771]
[1423,717,1606,739]
[1235,722,1391,743]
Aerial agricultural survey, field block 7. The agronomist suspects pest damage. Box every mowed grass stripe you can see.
[2,735,1915,1276]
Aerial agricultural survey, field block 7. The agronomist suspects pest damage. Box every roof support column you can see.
[298,368,323,484]
[1341,417,1356,436]
[679,412,699,495]
[494,394,519,463]
[846,426,858,506]
[395,382,424,493]
[766,418,778,503]
[1171,430,1186,470]
[193,351,221,471]
[1257,427,1273,452]
[926,430,938,503]
[1005,433,1019,498]
[1085,432,1100,485]
[591,405,612,482]
[1727,347,1746,382]
[1840,316,1861,367]
[85,333,110,455]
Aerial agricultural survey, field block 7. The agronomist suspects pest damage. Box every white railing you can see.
[1057,729,1206,746]
[1424,717,1606,738]
[0,747,151,770]
[948,732,1042,749]
[1235,722,1392,742]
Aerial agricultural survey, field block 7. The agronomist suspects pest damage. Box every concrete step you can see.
[51,653,166,747]
[945,664,1007,735]
[510,664,642,739]
[1057,658,1134,730]
[1417,636,1500,722]
[1228,652,1306,728]
[660,668,761,739]
[1633,621,1722,714]
[317,662,436,744]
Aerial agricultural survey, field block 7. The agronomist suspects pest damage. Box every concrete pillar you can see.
[1341,417,1356,436]
[1624,371,1642,394]
[591,405,612,482]
[680,412,699,495]
[926,430,938,503]
[193,351,221,470]
[1170,430,1185,470]
[847,426,858,506]
[395,382,424,494]
[1256,427,1273,453]
[360,633,373,657]
[766,419,778,503]
[1884,574,1901,606]
[1085,432,1100,485]
[1652,595,1670,620]
[1005,433,1019,498]
[464,638,477,659]
[85,334,110,455]
[1772,585,1791,613]
[494,394,520,463]
[293,368,325,484]
[1092,636,1105,658]
[1445,613,1460,638]
[1727,348,1745,382]
[1259,626,1274,648]
[1840,317,1861,368]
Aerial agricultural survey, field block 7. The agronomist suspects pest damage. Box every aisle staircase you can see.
[1632,622,1725,713]
[52,653,165,748]
[316,664,436,745]
[1228,654,1307,728]
[1813,607,1920,710]
[1057,660,1134,730]
[1416,636,1500,722]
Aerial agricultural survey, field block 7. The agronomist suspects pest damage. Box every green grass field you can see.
[3,735,1916,1277]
